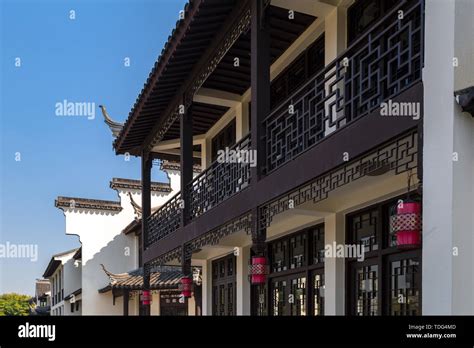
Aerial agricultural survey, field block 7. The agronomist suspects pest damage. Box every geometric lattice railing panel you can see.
[146,135,251,248]
[146,192,182,247]
[187,134,251,221]
[261,130,418,229]
[263,0,423,174]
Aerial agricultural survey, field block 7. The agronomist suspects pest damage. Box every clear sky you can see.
[0,0,187,295]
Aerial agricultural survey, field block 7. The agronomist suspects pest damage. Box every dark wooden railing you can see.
[263,0,423,174]
[187,134,251,221]
[146,135,251,247]
[147,191,182,246]
[145,0,424,248]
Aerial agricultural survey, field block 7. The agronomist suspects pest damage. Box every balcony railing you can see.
[146,135,252,247]
[145,0,423,249]
[263,0,423,174]
[147,191,182,246]
[187,134,251,221]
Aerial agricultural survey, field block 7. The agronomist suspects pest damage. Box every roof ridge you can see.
[55,196,122,212]
[109,178,172,193]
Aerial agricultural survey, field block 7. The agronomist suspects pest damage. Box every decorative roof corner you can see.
[127,192,162,219]
[99,105,124,138]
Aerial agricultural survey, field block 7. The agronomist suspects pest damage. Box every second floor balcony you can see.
[130,0,424,250]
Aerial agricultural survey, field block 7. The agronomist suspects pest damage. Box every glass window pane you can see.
[289,233,306,269]
[313,273,325,316]
[271,240,288,273]
[289,277,306,316]
[390,258,420,315]
[312,226,325,264]
[351,209,379,252]
[271,280,286,316]
[355,265,378,315]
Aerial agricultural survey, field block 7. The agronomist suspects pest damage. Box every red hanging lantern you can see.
[392,201,422,249]
[249,256,268,284]
[180,277,192,298]
[141,290,151,305]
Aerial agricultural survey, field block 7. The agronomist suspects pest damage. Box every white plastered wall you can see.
[422,0,474,314]
[61,183,178,315]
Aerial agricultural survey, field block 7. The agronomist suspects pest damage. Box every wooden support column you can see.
[182,245,192,278]
[250,208,266,256]
[250,0,270,181]
[123,289,129,316]
[180,100,193,226]
[250,207,267,314]
[181,244,192,310]
[141,150,152,316]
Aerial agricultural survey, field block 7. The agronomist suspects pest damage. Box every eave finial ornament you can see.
[127,192,161,219]
[128,192,142,218]
[99,105,124,137]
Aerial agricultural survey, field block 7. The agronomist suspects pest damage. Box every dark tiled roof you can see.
[113,0,238,155]
[64,288,82,301]
[113,0,316,155]
[73,248,82,260]
[122,219,141,235]
[43,248,80,278]
[160,160,201,173]
[98,265,183,292]
[55,197,122,212]
[110,178,171,193]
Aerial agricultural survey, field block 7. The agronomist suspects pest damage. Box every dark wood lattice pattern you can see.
[187,135,251,221]
[263,0,423,173]
[146,247,183,269]
[351,209,379,253]
[313,273,325,316]
[355,265,379,316]
[389,258,420,315]
[150,2,251,149]
[261,131,418,229]
[146,192,182,247]
[212,254,237,316]
[186,213,252,255]
[312,226,325,265]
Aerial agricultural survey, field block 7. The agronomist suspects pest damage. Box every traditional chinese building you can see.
[42,248,81,316]
[53,168,203,315]
[112,0,474,315]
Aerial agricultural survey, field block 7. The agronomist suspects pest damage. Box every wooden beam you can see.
[271,0,335,17]
[123,289,129,316]
[141,151,152,316]
[193,88,243,107]
[152,134,206,151]
[142,0,251,152]
[114,0,204,153]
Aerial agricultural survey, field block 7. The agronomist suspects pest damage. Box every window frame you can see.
[254,223,325,316]
[345,192,422,315]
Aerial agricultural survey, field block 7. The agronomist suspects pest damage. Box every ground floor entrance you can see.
[246,193,422,316]
[160,291,188,316]
[212,253,237,316]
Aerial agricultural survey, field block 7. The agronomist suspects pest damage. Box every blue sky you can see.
[0,0,187,295]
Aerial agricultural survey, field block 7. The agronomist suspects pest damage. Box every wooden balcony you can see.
[144,0,424,254]
[263,0,423,174]
[146,135,251,248]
